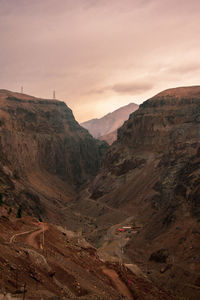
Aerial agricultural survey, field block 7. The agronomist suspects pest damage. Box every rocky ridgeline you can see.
[117,86,200,151]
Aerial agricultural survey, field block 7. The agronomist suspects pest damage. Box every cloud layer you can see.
[0,0,200,121]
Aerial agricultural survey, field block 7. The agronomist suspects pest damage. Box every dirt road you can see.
[102,268,133,299]
[9,229,36,243]
[9,223,48,249]
[98,217,146,279]
[98,216,134,261]
[26,223,48,249]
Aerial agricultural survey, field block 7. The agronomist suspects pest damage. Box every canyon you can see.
[0,87,200,299]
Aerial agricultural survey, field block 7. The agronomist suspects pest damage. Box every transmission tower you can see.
[21,86,23,94]
[53,90,56,99]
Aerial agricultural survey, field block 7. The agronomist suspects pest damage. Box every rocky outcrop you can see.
[81,102,138,142]
[80,86,200,299]
[0,90,108,221]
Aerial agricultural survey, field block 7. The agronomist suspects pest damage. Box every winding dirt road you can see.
[9,229,36,243]
[9,223,48,249]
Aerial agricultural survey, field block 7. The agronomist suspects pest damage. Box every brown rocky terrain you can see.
[72,86,200,300]
[0,209,176,299]
[81,103,138,143]
[0,90,108,224]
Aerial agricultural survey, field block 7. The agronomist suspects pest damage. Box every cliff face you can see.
[0,90,108,221]
[118,86,200,152]
[81,102,138,141]
[91,86,200,202]
[81,86,200,299]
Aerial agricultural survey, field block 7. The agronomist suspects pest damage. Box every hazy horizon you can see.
[1,0,200,122]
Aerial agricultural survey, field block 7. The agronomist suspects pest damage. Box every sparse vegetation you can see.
[16,206,22,218]
[0,193,3,206]
[8,207,12,215]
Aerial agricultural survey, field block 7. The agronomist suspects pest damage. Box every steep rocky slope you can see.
[0,90,108,223]
[0,211,175,299]
[81,102,138,142]
[74,86,200,300]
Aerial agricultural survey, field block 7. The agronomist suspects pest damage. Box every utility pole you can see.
[53,90,56,99]
[15,270,18,289]
[43,223,45,249]
[22,283,26,300]
[21,86,23,94]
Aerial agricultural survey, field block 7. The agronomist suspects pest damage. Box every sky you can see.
[0,0,200,122]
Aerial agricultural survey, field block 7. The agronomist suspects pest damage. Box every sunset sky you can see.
[0,0,200,122]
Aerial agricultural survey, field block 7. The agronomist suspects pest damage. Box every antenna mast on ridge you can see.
[21,86,23,94]
[53,90,56,99]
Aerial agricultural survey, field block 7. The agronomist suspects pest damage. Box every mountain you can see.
[0,90,108,223]
[98,129,118,145]
[81,103,139,143]
[73,86,200,300]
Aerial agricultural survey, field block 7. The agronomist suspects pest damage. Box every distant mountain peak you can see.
[81,102,139,143]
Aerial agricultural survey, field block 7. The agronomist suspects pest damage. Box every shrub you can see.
[0,193,3,206]
[16,206,22,218]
